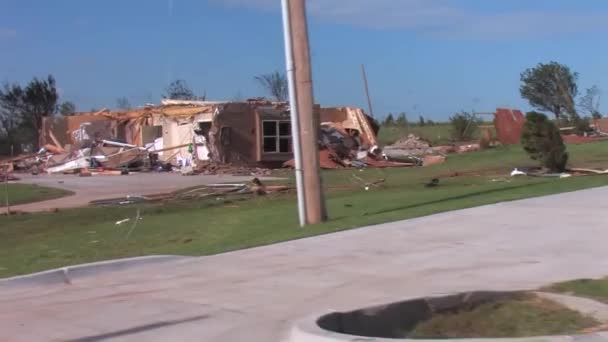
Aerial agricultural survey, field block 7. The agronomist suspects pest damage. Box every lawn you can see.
[546,277,608,303]
[1,183,72,206]
[407,293,597,338]
[1,142,608,277]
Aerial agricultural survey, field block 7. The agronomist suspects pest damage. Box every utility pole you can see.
[361,64,375,118]
[281,0,306,227]
[282,0,327,225]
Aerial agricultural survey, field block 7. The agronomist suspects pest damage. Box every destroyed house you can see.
[40,100,378,168]
[40,100,378,166]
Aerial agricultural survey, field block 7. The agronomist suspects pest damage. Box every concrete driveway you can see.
[4,173,272,213]
[1,186,608,341]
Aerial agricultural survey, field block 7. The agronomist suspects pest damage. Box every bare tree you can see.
[254,71,288,102]
[116,97,132,110]
[579,85,602,119]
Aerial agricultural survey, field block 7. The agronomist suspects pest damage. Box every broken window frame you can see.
[262,120,292,154]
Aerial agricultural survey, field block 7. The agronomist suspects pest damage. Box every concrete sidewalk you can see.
[2,187,608,341]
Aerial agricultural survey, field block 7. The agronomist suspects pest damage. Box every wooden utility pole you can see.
[361,64,375,118]
[287,0,327,224]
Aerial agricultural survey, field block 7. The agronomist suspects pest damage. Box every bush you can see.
[449,112,479,141]
[521,111,568,172]
[572,116,593,136]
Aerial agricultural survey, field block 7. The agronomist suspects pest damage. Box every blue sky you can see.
[1,0,608,120]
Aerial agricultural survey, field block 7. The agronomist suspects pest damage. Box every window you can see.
[263,120,292,153]
[196,122,212,140]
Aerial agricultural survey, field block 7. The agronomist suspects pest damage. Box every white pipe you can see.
[101,140,138,148]
[282,0,306,227]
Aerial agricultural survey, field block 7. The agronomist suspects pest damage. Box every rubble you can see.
[6,100,462,176]
[284,120,422,170]
[456,143,481,154]
[90,177,291,206]
[380,134,450,167]
[422,155,446,167]
[384,134,435,157]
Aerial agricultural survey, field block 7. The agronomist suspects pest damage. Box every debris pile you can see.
[284,126,417,170]
[383,134,435,163]
[90,177,291,206]
[195,163,273,177]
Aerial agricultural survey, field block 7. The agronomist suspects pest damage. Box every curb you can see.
[287,291,608,342]
[0,255,188,289]
[288,314,601,342]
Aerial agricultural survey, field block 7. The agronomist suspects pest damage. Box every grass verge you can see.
[1,183,72,206]
[1,142,608,277]
[546,278,608,304]
[407,294,598,338]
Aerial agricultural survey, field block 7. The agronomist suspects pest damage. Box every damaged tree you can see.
[0,76,58,152]
[163,80,201,101]
[520,62,578,122]
[254,71,288,102]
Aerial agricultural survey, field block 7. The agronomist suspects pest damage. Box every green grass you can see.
[1,142,608,277]
[547,278,608,303]
[1,183,72,206]
[407,294,598,338]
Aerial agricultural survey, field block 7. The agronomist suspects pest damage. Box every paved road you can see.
[3,173,272,213]
[2,187,608,341]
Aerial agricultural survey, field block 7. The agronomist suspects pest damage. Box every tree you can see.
[418,116,426,127]
[450,111,479,141]
[116,97,131,110]
[384,113,395,126]
[23,76,58,142]
[164,80,196,100]
[59,101,76,116]
[521,111,568,172]
[395,112,408,127]
[0,83,25,153]
[520,61,578,121]
[254,71,288,102]
[579,85,602,119]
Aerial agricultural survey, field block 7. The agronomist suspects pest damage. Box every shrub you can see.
[521,111,568,172]
[572,116,593,136]
[449,112,479,141]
